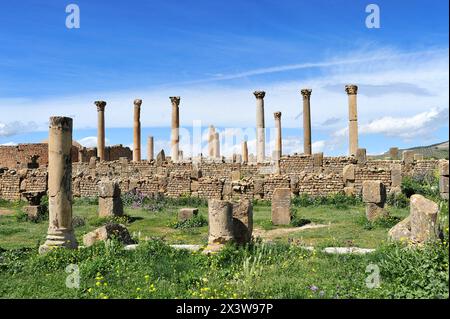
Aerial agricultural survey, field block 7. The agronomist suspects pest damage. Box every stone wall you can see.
[0,143,132,169]
[0,155,441,202]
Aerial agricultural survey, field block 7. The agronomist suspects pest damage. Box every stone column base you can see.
[39,230,78,254]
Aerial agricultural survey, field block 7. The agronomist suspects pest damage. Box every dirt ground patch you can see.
[0,209,15,216]
[253,223,328,240]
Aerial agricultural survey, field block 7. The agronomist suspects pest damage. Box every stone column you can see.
[273,112,282,161]
[94,101,107,161]
[241,141,248,163]
[133,99,142,162]
[213,132,220,159]
[301,89,312,155]
[208,199,234,245]
[362,180,388,221]
[147,136,154,161]
[208,125,216,158]
[345,85,359,156]
[39,117,77,254]
[170,96,180,163]
[254,91,266,163]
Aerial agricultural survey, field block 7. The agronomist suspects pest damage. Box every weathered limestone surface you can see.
[271,188,291,225]
[388,216,411,242]
[241,141,248,163]
[98,180,123,217]
[208,199,234,244]
[362,180,388,221]
[389,195,440,244]
[232,199,253,244]
[301,89,312,155]
[208,126,215,158]
[83,223,134,247]
[410,194,439,243]
[178,208,198,221]
[254,91,266,163]
[213,132,221,159]
[389,147,399,160]
[402,150,415,165]
[39,117,78,254]
[356,148,367,165]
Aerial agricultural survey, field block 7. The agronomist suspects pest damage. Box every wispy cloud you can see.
[0,121,39,137]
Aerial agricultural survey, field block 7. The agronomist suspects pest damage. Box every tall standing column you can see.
[301,89,312,155]
[273,112,282,160]
[170,96,180,163]
[147,136,154,161]
[133,99,142,162]
[39,117,77,254]
[214,132,221,159]
[208,125,216,158]
[94,101,107,161]
[345,84,359,156]
[242,141,248,163]
[254,91,266,163]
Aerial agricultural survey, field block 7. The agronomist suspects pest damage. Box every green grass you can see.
[0,197,447,299]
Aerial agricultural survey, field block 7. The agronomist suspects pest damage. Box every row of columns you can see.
[93,85,359,163]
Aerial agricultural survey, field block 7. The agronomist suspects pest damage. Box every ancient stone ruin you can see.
[362,180,388,221]
[97,180,124,217]
[271,188,292,225]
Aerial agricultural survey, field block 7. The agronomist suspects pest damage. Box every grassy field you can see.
[0,198,408,249]
[0,196,448,299]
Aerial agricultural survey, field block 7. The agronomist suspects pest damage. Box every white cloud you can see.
[0,141,18,146]
[359,107,449,139]
[78,136,111,148]
[0,121,38,137]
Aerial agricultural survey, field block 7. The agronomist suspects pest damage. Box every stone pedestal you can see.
[301,89,312,155]
[362,180,388,221]
[402,151,415,165]
[232,199,253,244]
[39,117,78,254]
[207,199,234,244]
[254,91,266,163]
[170,96,180,163]
[390,163,402,195]
[271,188,291,225]
[133,99,142,162]
[98,180,123,217]
[178,208,198,221]
[94,101,107,161]
[345,85,358,156]
[23,191,45,220]
[356,148,367,164]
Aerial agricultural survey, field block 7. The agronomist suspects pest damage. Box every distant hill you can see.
[372,141,449,160]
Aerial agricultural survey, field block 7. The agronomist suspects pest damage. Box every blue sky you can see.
[0,0,448,157]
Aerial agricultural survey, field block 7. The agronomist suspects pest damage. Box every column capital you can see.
[345,84,358,95]
[94,101,107,112]
[170,96,181,106]
[134,99,143,107]
[301,88,312,99]
[253,91,266,99]
[274,111,282,120]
